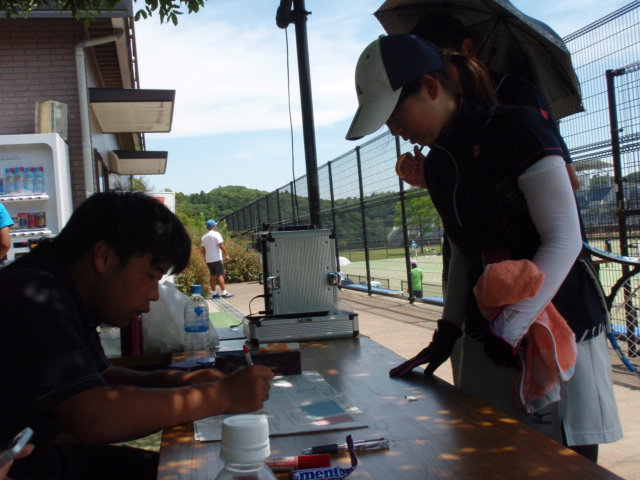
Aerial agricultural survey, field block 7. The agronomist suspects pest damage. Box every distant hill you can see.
[175,185,269,220]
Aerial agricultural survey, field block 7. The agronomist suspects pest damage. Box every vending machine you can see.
[0,133,72,261]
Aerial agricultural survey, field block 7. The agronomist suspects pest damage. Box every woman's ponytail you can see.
[437,51,498,105]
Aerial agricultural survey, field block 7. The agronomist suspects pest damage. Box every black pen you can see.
[301,438,389,454]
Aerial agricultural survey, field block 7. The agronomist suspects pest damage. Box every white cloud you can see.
[135,0,383,139]
[138,0,634,195]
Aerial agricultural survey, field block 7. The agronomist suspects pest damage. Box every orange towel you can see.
[473,260,577,414]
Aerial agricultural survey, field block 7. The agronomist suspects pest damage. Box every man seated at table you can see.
[0,191,274,480]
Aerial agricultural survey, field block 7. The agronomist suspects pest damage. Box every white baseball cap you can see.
[346,34,445,141]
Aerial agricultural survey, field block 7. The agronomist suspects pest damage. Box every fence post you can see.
[355,146,372,295]
[607,67,639,356]
[606,69,630,258]
[290,181,298,225]
[265,194,271,226]
[328,160,341,265]
[396,137,414,303]
[276,189,282,226]
[255,199,261,233]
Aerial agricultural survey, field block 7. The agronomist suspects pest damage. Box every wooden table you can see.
[158,337,622,480]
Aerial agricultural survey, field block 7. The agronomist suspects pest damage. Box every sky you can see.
[133,0,633,195]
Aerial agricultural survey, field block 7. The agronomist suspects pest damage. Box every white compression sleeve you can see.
[491,155,582,346]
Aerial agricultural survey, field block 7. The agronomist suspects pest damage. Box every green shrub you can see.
[174,220,261,294]
[223,234,262,283]
[175,244,211,296]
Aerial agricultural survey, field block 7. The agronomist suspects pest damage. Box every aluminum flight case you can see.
[244,228,359,344]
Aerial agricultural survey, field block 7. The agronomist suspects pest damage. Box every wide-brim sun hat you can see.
[346,34,445,141]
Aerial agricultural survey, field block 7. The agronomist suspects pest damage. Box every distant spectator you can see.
[410,260,423,299]
[201,219,234,299]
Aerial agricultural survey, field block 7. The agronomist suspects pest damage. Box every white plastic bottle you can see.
[14,167,25,195]
[184,284,218,359]
[214,415,278,480]
[34,166,45,193]
[24,167,34,194]
[5,168,14,195]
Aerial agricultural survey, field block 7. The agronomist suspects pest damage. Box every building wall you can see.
[0,17,122,209]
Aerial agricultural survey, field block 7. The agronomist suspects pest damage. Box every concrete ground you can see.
[217,281,640,480]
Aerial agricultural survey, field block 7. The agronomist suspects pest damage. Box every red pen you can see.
[266,454,331,472]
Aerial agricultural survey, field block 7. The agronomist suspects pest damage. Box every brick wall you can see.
[0,18,87,208]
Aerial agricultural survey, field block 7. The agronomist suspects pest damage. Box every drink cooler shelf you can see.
[0,194,49,202]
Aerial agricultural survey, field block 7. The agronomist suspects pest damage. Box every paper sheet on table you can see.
[194,371,368,441]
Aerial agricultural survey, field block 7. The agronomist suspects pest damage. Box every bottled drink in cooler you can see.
[4,169,13,195]
[184,284,217,359]
[0,172,4,196]
[24,167,34,194]
[14,167,25,195]
[34,166,45,194]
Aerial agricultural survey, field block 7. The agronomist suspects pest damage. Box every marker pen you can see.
[266,454,331,472]
[301,438,389,455]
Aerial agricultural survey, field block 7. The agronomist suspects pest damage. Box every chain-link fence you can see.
[225,1,640,308]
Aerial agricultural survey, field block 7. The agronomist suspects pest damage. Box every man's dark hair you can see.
[53,191,191,274]
[409,12,472,51]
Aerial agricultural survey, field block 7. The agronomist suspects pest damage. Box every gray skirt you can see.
[454,333,623,446]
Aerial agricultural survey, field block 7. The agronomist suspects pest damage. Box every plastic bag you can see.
[142,281,189,353]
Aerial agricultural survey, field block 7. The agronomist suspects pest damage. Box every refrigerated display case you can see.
[0,133,72,261]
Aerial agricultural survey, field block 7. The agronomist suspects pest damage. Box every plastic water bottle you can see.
[14,167,25,195]
[24,167,34,194]
[34,166,45,193]
[184,284,215,359]
[5,168,14,195]
[214,415,278,480]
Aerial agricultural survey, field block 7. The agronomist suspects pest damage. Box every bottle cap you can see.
[220,415,270,464]
[190,285,203,295]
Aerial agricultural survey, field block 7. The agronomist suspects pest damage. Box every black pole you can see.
[328,161,340,265]
[396,137,413,303]
[606,69,628,257]
[355,146,372,295]
[606,67,638,357]
[276,188,282,226]
[276,0,321,228]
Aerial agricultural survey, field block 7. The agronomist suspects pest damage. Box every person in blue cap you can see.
[202,219,234,298]
[0,203,14,260]
[346,34,621,462]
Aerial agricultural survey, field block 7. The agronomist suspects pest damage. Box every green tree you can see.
[176,186,268,223]
[111,175,150,192]
[394,192,440,244]
[2,0,206,25]
[591,174,614,188]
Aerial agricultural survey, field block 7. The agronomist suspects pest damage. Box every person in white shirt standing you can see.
[201,219,234,299]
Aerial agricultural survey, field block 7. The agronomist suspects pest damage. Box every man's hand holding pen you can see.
[214,365,274,413]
